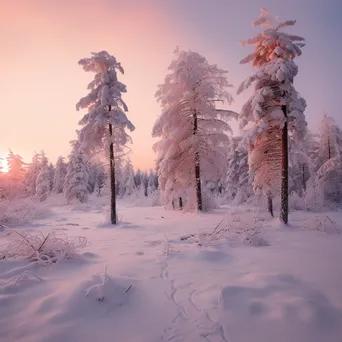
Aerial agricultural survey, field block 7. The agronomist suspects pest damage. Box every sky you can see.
[1,0,341,170]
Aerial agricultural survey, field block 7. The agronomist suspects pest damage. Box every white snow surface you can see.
[1,202,342,342]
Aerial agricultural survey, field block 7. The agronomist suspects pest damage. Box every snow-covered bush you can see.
[201,210,269,247]
[301,215,341,234]
[0,229,87,264]
[0,198,52,226]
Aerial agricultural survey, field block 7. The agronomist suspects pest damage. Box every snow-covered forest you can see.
[1,8,342,342]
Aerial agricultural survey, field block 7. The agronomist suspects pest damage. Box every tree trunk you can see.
[302,164,306,192]
[108,107,117,224]
[193,109,203,211]
[280,104,289,224]
[179,197,183,210]
[267,193,274,217]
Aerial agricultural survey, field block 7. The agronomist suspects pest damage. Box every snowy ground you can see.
[1,202,342,342]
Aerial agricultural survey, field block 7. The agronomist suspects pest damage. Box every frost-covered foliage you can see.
[200,209,269,247]
[0,229,87,264]
[76,51,135,154]
[120,159,136,197]
[0,198,52,226]
[301,115,342,207]
[0,150,26,199]
[25,152,43,196]
[63,143,90,204]
[153,48,236,210]
[7,150,26,181]
[35,155,50,202]
[238,9,307,200]
[225,137,252,203]
[53,157,67,193]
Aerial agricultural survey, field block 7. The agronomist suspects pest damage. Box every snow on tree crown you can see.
[240,8,305,68]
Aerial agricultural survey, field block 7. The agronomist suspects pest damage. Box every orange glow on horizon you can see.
[0,153,9,173]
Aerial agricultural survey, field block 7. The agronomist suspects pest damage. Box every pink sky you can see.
[0,0,247,169]
[1,0,340,169]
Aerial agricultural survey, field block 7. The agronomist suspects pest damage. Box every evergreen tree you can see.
[153,48,235,210]
[35,154,50,201]
[25,152,42,196]
[76,51,135,223]
[63,142,90,203]
[53,156,67,193]
[238,9,307,222]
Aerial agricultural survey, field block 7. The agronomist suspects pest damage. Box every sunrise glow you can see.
[0,153,9,173]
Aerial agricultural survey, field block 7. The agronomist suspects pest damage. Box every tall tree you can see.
[238,9,307,223]
[153,48,235,211]
[76,51,135,224]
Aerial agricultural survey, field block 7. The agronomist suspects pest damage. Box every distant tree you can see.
[25,152,42,195]
[6,150,26,181]
[134,169,142,188]
[238,9,307,222]
[225,137,252,203]
[147,170,157,195]
[313,115,342,203]
[63,142,90,203]
[76,51,135,223]
[35,154,50,201]
[48,162,55,192]
[94,164,107,197]
[120,159,136,197]
[153,48,235,210]
[53,156,67,193]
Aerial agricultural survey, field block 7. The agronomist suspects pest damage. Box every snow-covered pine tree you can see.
[153,48,236,211]
[6,150,26,182]
[76,51,135,224]
[313,115,342,203]
[238,9,307,223]
[119,159,136,197]
[53,156,67,193]
[147,170,157,196]
[48,162,55,192]
[63,142,90,203]
[225,137,251,203]
[25,152,41,195]
[134,169,142,189]
[35,154,50,201]
[5,150,26,198]
[94,164,106,197]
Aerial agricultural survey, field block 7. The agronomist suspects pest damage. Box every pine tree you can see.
[94,164,106,197]
[25,152,41,195]
[76,51,135,224]
[53,156,67,193]
[35,154,50,201]
[153,48,235,210]
[63,142,90,203]
[225,137,251,203]
[6,150,26,182]
[147,170,157,195]
[120,159,136,197]
[238,9,307,223]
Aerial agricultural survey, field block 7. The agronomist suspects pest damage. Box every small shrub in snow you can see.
[0,198,52,226]
[302,215,340,234]
[85,266,131,302]
[202,210,269,247]
[0,230,87,264]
